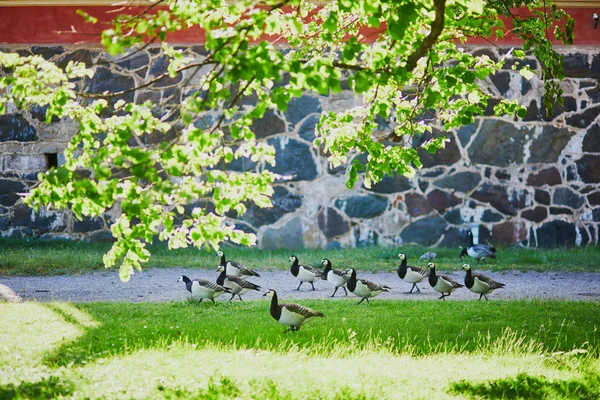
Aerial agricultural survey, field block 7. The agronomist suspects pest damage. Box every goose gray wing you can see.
[472,273,504,289]
[332,268,351,279]
[282,303,325,318]
[407,265,429,277]
[195,279,228,292]
[359,278,391,292]
[302,265,326,279]
[471,244,497,258]
[439,274,464,289]
[227,275,261,290]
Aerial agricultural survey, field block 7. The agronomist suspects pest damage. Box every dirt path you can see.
[1,268,600,302]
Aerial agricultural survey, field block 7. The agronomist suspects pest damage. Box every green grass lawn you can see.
[1,238,600,276]
[0,300,599,399]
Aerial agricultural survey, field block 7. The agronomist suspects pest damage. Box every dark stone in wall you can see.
[591,53,600,77]
[30,105,60,123]
[470,183,527,216]
[86,67,135,108]
[335,194,388,219]
[490,71,511,95]
[11,203,66,232]
[405,193,433,217]
[116,51,149,72]
[318,207,349,239]
[495,170,511,181]
[260,217,304,250]
[444,209,462,225]
[266,137,318,181]
[563,53,590,77]
[527,168,561,186]
[251,109,286,139]
[535,189,551,205]
[469,120,531,166]
[400,215,447,245]
[433,171,481,193]
[550,207,573,215]
[56,49,95,70]
[457,121,478,147]
[472,48,497,61]
[481,209,503,222]
[553,187,584,209]
[0,114,38,142]
[588,191,600,206]
[503,58,537,71]
[576,155,600,183]
[521,79,532,96]
[419,180,429,192]
[529,126,573,163]
[537,220,577,247]
[241,186,302,227]
[439,226,468,246]
[0,179,25,206]
[297,114,320,142]
[492,221,527,245]
[0,216,8,231]
[593,207,600,221]
[565,105,600,129]
[149,55,182,87]
[73,217,105,233]
[583,123,600,153]
[353,226,379,247]
[427,189,460,212]
[416,130,460,168]
[423,168,445,178]
[31,46,64,60]
[367,173,412,194]
[522,207,548,222]
[285,95,322,127]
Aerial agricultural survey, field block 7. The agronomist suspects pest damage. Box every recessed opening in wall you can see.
[45,153,58,169]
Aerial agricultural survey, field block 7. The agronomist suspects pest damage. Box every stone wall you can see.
[1,45,599,248]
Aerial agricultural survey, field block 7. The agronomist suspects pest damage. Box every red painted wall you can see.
[0,5,599,45]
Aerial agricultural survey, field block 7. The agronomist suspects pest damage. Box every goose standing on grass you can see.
[216,265,261,301]
[263,289,325,332]
[345,268,391,304]
[289,255,325,291]
[177,275,229,304]
[461,264,505,300]
[397,253,428,293]
[321,258,350,297]
[426,262,463,300]
[459,231,497,264]
[217,250,260,278]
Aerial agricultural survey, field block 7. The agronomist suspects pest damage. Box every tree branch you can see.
[404,0,446,73]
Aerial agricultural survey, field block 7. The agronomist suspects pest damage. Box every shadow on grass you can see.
[449,371,600,399]
[0,376,74,400]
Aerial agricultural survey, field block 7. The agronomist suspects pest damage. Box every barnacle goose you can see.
[289,255,325,291]
[217,250,260,278]
[397,253,428,293]
[426,262,463,300]
[216,265,261,301]
[321,258,350,297]
[346,268,391,304]
[263,289,324,332]
[461,264,505,300]
[459,231,497,264]
[177,275,229,304]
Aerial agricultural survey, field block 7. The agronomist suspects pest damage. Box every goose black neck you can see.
[464,268,474,288]
[219,253,226,266]
[182,275,192,292]
[347,269,357,291]
[397,257,407,278]
[428,267,438,286]
[216,269,226,286]
[290,258,299,276]
[269,291,281,320]
[323,260,332,274]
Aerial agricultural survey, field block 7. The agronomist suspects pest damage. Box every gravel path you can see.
[1,268,600,302]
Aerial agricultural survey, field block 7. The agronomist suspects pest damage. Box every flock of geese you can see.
[177,232,505,332]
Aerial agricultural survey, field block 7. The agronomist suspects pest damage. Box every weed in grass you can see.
[0,376,74,400]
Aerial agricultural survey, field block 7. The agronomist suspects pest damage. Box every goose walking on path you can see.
[346,268,391,304]
[289,255,325,291]
[460,231,497,265]
[177,275,229,304]
[426,262,463,300]
[263,289,325,332]
[217,250,260,278]
[321,258,350,297]
[462,264,505,300]
[216,265,261,301]
[397,253,428,293]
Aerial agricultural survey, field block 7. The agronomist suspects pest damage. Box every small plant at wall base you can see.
[0,0,574,280]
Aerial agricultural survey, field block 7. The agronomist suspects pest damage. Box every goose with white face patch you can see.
[321,258,350,297]
[461,264,505,300]
[217,250,260,278]
[397,253,428,293]
[346,268,391,304]
[459,231,497,264]
[263,289,325,332]
[427,262,463,300]
[289,255,325,291]
[216,265,261,301]
[177,275,229,304]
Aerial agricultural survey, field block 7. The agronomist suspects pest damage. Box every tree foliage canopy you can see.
[0,0,574,280]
